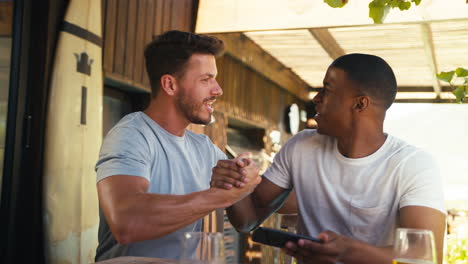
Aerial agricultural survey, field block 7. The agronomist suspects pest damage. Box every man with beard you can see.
[94,30,261,261]
[211,54,446,264]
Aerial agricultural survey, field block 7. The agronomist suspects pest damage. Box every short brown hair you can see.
[144,30,225,96]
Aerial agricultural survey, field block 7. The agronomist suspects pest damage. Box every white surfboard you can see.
[43,0,102,263]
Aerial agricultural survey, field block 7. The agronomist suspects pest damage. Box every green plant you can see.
[436,68,468,103]
[323,0,468,103]
[445,236,468,264]
[324,0,423,23]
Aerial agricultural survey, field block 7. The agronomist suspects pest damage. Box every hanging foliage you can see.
[437,68,468,103]
[324,0,423,24]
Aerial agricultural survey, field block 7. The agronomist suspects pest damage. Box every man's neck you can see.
[336,123,387,159]
[143,98,189,137]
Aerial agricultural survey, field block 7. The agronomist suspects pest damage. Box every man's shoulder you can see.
[275,129,331,158]
[185,129,211,144]
[288,129,330,146]
[107,112,147,134]
[184,130,227,160]
[102,112,155,149]
[386,135,436,168]
[185,129,223,152]
[386,135,425,156]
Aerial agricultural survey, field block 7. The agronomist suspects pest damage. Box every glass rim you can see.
[396,228,434,234]
[183,232,224,238]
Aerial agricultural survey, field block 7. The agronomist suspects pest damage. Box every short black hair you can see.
[331,53,397,109]
[144,30,225,96]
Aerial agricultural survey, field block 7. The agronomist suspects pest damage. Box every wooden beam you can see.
[308,28,345,60]
[395,98,447,103]
[210,33,310,101]
[105,72,151,93]
[420,23,442,99]
[311,86,453,95]
[0,2,13,36]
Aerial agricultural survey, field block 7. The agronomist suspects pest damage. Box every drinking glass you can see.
[179,232,225,264]
[392,228,437,264]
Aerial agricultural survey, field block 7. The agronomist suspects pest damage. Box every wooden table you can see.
[95,256,178,264]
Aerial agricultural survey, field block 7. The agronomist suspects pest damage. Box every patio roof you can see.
[196,0,468,102]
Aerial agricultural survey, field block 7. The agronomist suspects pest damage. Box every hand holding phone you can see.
[252,227,323,248]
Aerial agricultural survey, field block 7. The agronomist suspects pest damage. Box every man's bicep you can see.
[97,175,150,216]
[399,206,446,264]
[277,190,298,214]
[399,206,446,228]
[253,177,291,209]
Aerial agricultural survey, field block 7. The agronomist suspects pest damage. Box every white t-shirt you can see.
[263,129,445,246]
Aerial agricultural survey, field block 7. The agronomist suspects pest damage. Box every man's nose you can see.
[212,80,223,96]
[312,92,320,104]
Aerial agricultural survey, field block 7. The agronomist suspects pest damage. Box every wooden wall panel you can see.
[142,0,156,86]
[103,0,198,92]
[103,0,305,131]
[154,0,164,35]
[133,0,147,87]
[113,0,128,75]
[123,0,137,79]
[103,0,117,73]
[171,0,184,31]
[0,2,13,36]
[205,112,228,152]
[216,55,306,130]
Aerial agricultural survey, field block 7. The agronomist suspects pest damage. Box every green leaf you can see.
[372,0,387,7]
[324,0,348,8]
[390,0,400,8]
[436,71,455,83]
[369,1,390,23]
[465,78,468,85]
[453,86,466,103]
[455,67,468,77]
[412,0,422,5]
[399,1,412,10]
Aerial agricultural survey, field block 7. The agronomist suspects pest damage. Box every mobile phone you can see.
[252,227,323,248]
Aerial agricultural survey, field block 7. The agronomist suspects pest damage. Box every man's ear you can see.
[354,96,370,112]
[160,74,177,96]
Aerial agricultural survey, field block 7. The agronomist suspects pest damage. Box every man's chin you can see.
[190,115,211,126]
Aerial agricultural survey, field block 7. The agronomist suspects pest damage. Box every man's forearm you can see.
[341,239,392,264]
[226,195,260,232]
[227,188,292,233]
[109,188,238,244]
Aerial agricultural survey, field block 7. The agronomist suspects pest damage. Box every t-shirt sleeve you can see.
[214,145,228,161]
[263,134,300,190]
[95,126,152,183]
[203,135,227,166]
[399,150,446,214]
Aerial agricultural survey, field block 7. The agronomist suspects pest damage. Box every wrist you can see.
[204,188,235,208]
[338,235,357,263]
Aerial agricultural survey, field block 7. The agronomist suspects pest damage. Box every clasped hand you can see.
[210,153,262,194]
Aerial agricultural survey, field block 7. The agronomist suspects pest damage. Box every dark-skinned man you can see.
[212,53,446,264]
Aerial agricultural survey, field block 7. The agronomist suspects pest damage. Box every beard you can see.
[176,90,212,125]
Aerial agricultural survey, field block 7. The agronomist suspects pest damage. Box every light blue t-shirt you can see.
[95,111,226,261]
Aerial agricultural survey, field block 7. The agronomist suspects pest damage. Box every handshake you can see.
[210,153,262,204]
